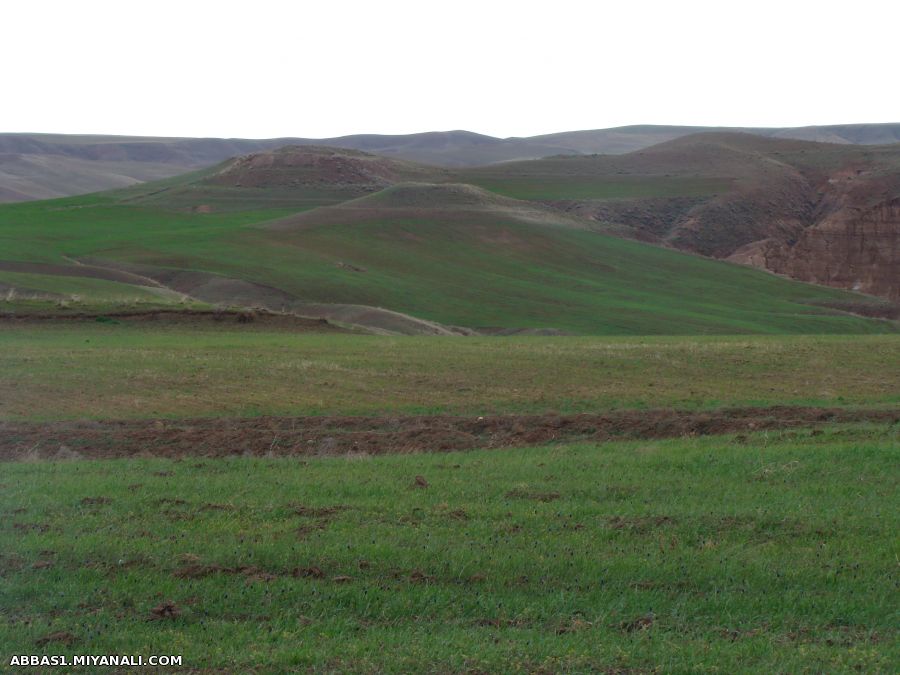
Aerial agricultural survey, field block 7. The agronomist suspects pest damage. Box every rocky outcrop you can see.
[666,172,819,258]
[556,134,900,301]
[733,196,899,299]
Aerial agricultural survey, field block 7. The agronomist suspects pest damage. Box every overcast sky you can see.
[4,0,898,139]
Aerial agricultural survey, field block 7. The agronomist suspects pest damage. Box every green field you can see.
[0,270,187,304]
[1,326,897,421]
[3,424,897,672]
[0,177,895,335]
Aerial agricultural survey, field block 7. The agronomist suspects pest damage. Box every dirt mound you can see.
[2,406,895,461]
[207,146,441,190]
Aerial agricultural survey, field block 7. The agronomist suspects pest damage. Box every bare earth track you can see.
[3,406,896,461]
[0,308,350,331]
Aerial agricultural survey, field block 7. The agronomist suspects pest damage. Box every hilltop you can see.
[267,182,587,231]
[209,146,442,190]
[110,146,447,213]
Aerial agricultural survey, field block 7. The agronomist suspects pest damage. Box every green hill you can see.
[0,147,894,335]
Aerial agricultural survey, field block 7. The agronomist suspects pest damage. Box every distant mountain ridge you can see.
[2,123,899,202]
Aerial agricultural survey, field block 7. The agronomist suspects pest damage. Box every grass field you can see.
[2,145,899,672]
[1,326,898,421]
[0,184,896,335]
[2,424,897,672]
[0,270,186,304]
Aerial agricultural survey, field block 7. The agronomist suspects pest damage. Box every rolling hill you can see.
[2,123,898,202]
[526,123,900,155]
[460,133,900,300]
[0,144,895,335]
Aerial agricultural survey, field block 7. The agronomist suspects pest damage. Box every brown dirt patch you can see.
[296,522,327,538]
[556,617,593,634]
[173,564,227,579]
[621,614,655,632]
[156,498,188,506]
[474,617,531,629]
[35,631,76,647]
[408,569,436,584]
[149,601,181,620]
[0,307,350,332]
[605,515,676,533]
[505,488,561,502]
[200,502,233,511]
[292,566,325,579]
[293,505,348,518]
[0,553,26,575]
[293,504,348,538]
[173,563,281,580]
[1,405,896,461]
[80,496,112,506]
[209,146,436,190]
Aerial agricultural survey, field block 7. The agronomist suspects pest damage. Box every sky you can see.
[4,0,898,139]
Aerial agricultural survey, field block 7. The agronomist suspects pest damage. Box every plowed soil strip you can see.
[2,406,897,461]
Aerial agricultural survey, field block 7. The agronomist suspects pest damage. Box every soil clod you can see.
[149,601,181,620]
[35,631,76,647]
[3,406,894,462]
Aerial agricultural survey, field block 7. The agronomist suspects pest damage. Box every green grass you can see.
[0,186,894,335]
[1,327,897,421]
[2,424,897,672]
[0,270,183,303]
[460,175,731,201]
[0,194,297,264]
[246,216,893,334]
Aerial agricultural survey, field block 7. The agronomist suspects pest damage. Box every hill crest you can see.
[208,145,442,189]
[3,123,899,202]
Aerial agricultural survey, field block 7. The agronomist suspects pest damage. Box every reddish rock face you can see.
[767,197,899,299]
[558,135,900,301]
[723,167,900,300]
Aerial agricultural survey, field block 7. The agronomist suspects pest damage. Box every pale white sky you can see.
[4,0,898,139]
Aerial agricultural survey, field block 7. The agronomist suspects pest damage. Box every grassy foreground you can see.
[2,424,898,672]
[1,327,898,420]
